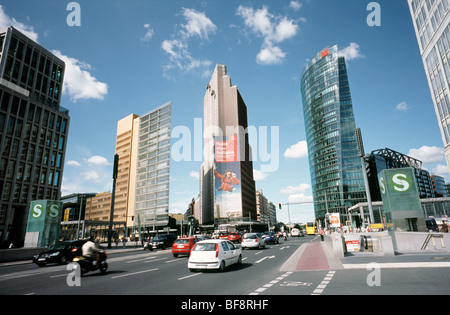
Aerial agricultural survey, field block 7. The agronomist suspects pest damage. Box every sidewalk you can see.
[281,240,450,272]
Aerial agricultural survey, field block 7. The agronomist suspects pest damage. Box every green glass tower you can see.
[300,45,366,224]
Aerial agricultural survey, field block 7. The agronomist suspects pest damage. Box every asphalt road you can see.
[1,236,450,303]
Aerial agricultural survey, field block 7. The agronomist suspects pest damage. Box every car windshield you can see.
[47,242,71,250]
[193,243,217,251]
[244,234,257,239]
[153,235,166,241]
[175,239,189,244]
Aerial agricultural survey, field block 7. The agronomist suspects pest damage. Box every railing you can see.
[421,234,445,250]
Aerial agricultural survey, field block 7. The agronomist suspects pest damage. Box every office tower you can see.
[85,103,171,235]
[134,103,171,229]
[0,27,70,247]
[300,45,366,223]
[431,174,446,196]
[200,64,256,225]
[408,0,450,171]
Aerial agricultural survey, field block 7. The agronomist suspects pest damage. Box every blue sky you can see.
[1,0,448,225]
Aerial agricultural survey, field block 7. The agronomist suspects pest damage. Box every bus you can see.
[306,222,316,235]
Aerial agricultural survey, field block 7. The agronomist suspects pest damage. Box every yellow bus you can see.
[306,222,316,235]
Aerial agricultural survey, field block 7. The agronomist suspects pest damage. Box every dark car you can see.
[33,240,87,267]
[425,218,439,232]
[150,234,177,250]
[262,232,279,244]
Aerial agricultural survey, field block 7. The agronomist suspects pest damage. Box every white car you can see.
[188,239,242,272]
[241,233,265,249]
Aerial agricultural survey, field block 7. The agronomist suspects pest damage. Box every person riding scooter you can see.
[82,237,100,266]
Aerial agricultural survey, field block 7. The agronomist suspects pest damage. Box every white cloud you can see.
[161,8,215,77]
[253,169,267,181]
[338,42,364,61]
[432,164,450,178]
[181,8,217,40]
[280,183,310,194]
[189,170,200,180]
[0,5,38,42]
[86,155,110,166]
[141,24,154,42]
[289,1,303,11]
[236,5,300,65]
[284,140,308,158]
[288,193,313,204]
[257,43,286,65]
[407,145,445,164]
[396,101,409,111]
[52,50,108,102]
[67,160,81,167]
[273,17,298,43]
[81,170,100,182]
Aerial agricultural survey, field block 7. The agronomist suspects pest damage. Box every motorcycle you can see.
[72,250,108,276]
[143,241,154,251]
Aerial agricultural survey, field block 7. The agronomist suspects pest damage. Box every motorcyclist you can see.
[82,237,101,266]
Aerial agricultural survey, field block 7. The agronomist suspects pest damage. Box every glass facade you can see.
[408,0,450,170]
[134,102,171,229]
[0,27,69,247]
[301,45,366,221]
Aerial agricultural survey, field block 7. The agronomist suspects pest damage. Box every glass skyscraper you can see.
[300,45,366,223]
[0,27,70,247]
[407,0,450,172]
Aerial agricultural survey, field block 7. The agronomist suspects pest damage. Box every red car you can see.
[227,232,241,243]
[171,237,199,257]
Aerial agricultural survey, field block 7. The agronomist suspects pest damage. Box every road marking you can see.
[255,255,275,264]
[111,268,158,279]
[311,270,335,295]
[249,271,292,295]
[126,256,158,263]
[144,257,167,263]
[166,258,187,263]
[178,273,201,280]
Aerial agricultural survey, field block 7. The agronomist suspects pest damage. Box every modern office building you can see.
[85,103,171,236]
[300,45,367,223]
[431,174,447,196]
[200,64,256,226]
[408,0,450,172]
[255,189,277,228]
[0,26,70,247]
[366,147,435,200]
[134,103,171,230]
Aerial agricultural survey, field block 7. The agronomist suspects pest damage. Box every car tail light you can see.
[215,243,219,258]
[71,248,78,252]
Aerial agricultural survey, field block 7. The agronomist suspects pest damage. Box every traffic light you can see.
[278,203,282,210]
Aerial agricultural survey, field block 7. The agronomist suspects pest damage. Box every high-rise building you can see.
[407,0,450,172]
[0,27,70,247]
[85,103,171,235]
[200,64,256,226]
[300,45,366,223]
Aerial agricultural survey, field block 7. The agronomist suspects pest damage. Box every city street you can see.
[1,236,450,300]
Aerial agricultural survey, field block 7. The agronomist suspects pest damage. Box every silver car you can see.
[241,233,265,249]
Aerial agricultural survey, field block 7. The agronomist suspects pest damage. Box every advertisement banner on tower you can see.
[214,134,242,219]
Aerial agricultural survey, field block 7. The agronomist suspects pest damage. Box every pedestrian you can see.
[122,237,127,248]
[441,220,449,233]
[319,228,324,241]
